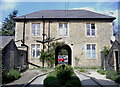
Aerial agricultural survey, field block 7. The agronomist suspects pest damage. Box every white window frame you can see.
[31,23,42,36]
[31,44,41,58]
[85,44,97,59]
[58,23,69,37]
[86,23,96,37]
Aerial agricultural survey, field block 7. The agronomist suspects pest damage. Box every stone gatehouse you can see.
[14,10,116,68]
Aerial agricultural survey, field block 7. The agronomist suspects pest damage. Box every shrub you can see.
[71,76,80,81]
[65,76,82,87]
[2,69,21,83]
[97,70,106,75]
[55,64,74,85]
[44,76,61,87]
[44,65,82,87]
[106,70,118,81]
[114,75,120,83]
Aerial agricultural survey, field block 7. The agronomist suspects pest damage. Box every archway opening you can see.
[55,44,72,66]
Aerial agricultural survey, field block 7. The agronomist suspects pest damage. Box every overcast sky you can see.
[0,0,119,31]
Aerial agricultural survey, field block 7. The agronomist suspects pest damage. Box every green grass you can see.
[97,70,107,75]
[41,68,48,72]
[79,69,86,73]
[47,71,56,77]
[74,67,100,69]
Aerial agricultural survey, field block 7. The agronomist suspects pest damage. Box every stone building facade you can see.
[14,10,115,68]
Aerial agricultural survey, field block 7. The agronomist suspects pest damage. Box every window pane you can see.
[87,28,90,35]
[64,23,68,36]
[32,44,35,48]
[59,28,63,36]
[92,50,96,58]
[87,44,90,50]
[86,50,91,58]
[92,45,96,58]
[91,23,95,29]
[36,50,40,57]
[32,50,35,57]
[32,24,36,35]
[86,23,90,28]
[36,24,40,35]
[59,23,63,36]
[86,23,90,36]
[36,44,40,48]
[64,23,68,28]
[91,29,95,36]
[64,27,68,36]
[37,23,40,28]
[92,44,96,50]
[32,23,36,28]
[59,23,63,28]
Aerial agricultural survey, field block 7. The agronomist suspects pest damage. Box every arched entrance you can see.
[55,44,72,66]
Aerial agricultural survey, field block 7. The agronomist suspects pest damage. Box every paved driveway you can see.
[27,74,47,87]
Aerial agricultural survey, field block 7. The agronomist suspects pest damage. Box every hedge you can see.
[44,64,82,87]
[2,69,21,83]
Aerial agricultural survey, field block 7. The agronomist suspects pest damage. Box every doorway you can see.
[55,44,72,66]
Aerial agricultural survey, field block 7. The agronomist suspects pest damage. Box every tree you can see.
[1,10,18,36]
[59,49,68,55]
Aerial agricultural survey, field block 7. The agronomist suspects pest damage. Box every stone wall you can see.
[15,20,113,67]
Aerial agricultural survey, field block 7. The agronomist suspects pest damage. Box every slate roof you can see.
[0,36,15,49]
[14,10,115,20]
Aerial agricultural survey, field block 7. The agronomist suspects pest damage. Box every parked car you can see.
[63,56,68,60]
[58,56,65,62]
